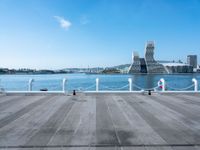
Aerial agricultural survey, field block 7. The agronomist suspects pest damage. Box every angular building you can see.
[128,41,167,74]
[140,58,147,73]
[128,52,141,73]
[144,41,167,73]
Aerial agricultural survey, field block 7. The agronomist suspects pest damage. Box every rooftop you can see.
[162,62,190,67]
[0,93,200,149]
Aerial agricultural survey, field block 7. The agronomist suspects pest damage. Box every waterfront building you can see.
[187,55,197,68]
[128,42,196,74]
[128,52,141,73]
[144,41,167,73]
[128,41,167,74]
[140,58,147,73]
[162,62,193,73]
[197,65,200,73]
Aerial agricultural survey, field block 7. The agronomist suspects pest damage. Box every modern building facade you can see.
[162,63,193,73]
[128,41,167,74]
[128,52,141,73]
[144,41,167,73]
[187,55,197,68]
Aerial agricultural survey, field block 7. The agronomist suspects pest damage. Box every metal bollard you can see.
[128,78,132,91]
[148,90,151,95]
[28,79,34,91]
[73,90,76,95]
[192,78,198,92]
[96,78,99,92]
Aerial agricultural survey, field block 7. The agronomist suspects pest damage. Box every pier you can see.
[0,93,200,149]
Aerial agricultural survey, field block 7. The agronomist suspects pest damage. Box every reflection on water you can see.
[0,73,200,91]
[132,74,157,90]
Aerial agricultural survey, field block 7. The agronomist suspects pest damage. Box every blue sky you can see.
[0,0,200,69]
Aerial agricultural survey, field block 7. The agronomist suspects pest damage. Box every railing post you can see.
[192,78,198,92]
[62,78,67,92]
[128,78,132,91]
[28,79,34,91]
[160,78,165,92]
[96,78,99,92]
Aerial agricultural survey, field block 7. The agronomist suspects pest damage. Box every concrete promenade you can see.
[0,93,200,149]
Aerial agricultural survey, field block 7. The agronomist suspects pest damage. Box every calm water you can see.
[0,73,200,91]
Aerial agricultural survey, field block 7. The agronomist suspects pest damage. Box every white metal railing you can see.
[0,79,5,92]
[89,78,199,93]
[96,78,99,92]
[128,78,132,91]
[0,78,67,94]
[75,84,96,91]
[156,78,198,93]
[100,84,129,91]
[192,78,198,92]
[166,84,194,91]
[62,78,67,92]
[28,79,34,91]
[0,77,199,94]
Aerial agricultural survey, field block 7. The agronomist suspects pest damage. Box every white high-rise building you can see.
[187,55,197,68]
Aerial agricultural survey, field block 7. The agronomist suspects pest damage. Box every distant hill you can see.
[109,64,131,69]
[63,64,131,73]
[63,67,104,73]
[0,64,131,75]
[102,68,121,74]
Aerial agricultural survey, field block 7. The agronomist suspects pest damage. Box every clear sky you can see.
[0,0,200,69]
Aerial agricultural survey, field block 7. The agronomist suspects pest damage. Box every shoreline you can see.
[0,72,200,75]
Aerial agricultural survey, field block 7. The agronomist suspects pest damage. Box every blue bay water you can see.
[0,73,200,91]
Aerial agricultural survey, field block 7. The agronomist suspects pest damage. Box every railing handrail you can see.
[0,77,199,93]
